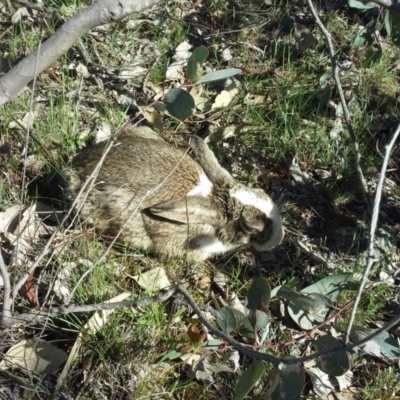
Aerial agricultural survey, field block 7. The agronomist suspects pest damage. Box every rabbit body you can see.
[67,127,283,261]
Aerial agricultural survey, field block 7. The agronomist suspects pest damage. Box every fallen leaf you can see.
[244,93,265,105]
[11,7,29,24]
[290,157,310,185]
[204,125,242,143]
[294,22,316,53]
[211,89,238,110]
[190,85,208,112]
[0,339,68,374]
[133,267,170,291]
[76,63,91,78]
[95,122,112,143]
[119,65,148,79]
[305,367,334,397]
[8,111,37,130]
[138,106,163,132]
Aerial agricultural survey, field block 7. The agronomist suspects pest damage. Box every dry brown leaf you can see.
[138,106,164,132]
[0,339,68,374]
[294,22,316,53]
[244,93,265,105]
[133,267,170,291]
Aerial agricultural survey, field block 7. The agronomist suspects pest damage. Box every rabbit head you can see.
[67,127,283,261]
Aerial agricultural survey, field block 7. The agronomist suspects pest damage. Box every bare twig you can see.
[343,122,400,343]
[306,0,369,196]
[0,251,17,326]
[16,0,46,12]
[13,43,42,304]
[0,0,163,105]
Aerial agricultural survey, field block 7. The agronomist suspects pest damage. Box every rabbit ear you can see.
[189,136,235,185]
[239,214,265,234]
[149,196,220,224]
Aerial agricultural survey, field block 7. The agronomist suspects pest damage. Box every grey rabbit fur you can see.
[66,126,284,261]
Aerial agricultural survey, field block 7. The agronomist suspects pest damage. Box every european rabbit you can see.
[66,127,284,261]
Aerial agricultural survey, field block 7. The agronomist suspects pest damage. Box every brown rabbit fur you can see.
[66,127,284,261]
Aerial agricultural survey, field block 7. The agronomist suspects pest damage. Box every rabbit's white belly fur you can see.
[187,172,213,197]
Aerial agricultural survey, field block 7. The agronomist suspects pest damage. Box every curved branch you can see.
[0,0,162,105]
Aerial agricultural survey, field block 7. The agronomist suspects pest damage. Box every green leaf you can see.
[217,307,237,334]
[163,88,195,120]
[187,46,209,82]
[248,309,270,333]
[300,273,356,300]
[285,274,355,330]
[217,307,254,338]
[281,286,333,330]
[246,277,271,312]
[384,10,392,36]
[265,357,304,400]
[196,68,242,84]
[233,309,254,338]
[234,360,264,400]
[352,24,375,49]
[350,326,400,362]
[157,349,184,362]
[201,339,223,351]
[348,0,378,10]
[315,335,350,376]
[319,72,332,85]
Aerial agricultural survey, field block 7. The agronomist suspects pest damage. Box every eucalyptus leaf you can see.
[187,46,209,81]
[246,277,271,312]
[163,88,194,120]
[278,287,332,314]
[384,10,392,36]
[315,335,350,376]
[265,357,304,400]
[319,72,333,85]
[285,274,355,330]
[350,326,400,362]
[157,349,184,362]
[282,286,331,330]
[248,309,270,333]
[306,367,334,396]
[201,339,223,350]
[352,24,375,49]
[233,308,254,338]
[196,68,242,84]
[0,339,67,375]
[217,307,237,335]
[348,0,378,9]
[300,273,356,300]
[234,360,264,400]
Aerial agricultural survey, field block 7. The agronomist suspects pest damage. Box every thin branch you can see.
[306,0,369,196]
[343,122,400,343]
[0,0,162,105]
[0,251,17,326]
